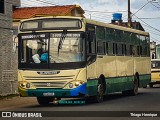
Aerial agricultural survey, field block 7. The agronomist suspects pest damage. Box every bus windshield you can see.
[20,32,85,66]
[50,33,84,63]
[151,61,160,69]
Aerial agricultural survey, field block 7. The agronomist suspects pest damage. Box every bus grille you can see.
[32,82,67,88]
[24,75,74,80]
[23,75,75,88]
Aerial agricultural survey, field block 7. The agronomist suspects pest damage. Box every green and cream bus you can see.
[17,16,151,105]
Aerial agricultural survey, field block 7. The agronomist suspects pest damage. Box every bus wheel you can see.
[143,85,147,88]
[129,75,139,96]
[96,79,104,103]
[149,83,153,88]
[37,97,53,105]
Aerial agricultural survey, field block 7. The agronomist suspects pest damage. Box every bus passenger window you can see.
[117,44,122,55]
[137,46,142,56]
[106,42,109,54]
[122,44,127,55]
[87,41,96,54]
[97,41,105,55]
[137,46,140,56]
[87,33,96,54]
[113,43,118,55]
[140,46,142,56]
[130,45,133,55]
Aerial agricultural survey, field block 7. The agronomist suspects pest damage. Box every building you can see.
[13,5,85,32]
[150,41,156,59]
[0,0,20,95]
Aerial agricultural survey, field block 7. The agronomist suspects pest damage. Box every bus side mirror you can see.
[13,36,18,53]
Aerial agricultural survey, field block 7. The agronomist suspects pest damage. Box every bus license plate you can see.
[43,92,55,96]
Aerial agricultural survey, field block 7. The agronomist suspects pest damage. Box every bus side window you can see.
[122,44,127,55]
[130,45,133,55]
[117,44,122,55]
[87,32,96,54]
[113,43,118,55]
[97,41,105,55]
[106,42,108,54]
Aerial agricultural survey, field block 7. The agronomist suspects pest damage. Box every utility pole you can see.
[128,0,132,28]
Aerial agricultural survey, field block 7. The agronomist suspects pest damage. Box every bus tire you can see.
[143,85,147,88]
[149,83,153,88]
[96,78,105,103]
[128,75,139,96]
[37,97,53,105]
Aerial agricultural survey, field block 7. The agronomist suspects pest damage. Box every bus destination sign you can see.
[21,33,49,40]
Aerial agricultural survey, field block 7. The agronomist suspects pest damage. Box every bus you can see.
[150,59,160,87]
[17,16,151,105]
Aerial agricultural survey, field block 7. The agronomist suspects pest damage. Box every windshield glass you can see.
[50,33,84,63]
[20,33,85,65]
[21,39,49,64]
[151,61,160,69]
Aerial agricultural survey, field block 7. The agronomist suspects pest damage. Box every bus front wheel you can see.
[96,78,105,103]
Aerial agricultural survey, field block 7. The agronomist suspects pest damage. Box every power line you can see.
[139,17,160,19]
[34,0,59,6]
[132,0,158,16]
[131,1,150,17]
[133,14,160,42]
[148,0,160,9]
[27,0,51,6]
[156,1,160,6]
[84,10,127,14]
[21,3,34,7]
[133,14,160,33]
[25,0,60,6]
[143,26,160,36]
[151,37,160,42]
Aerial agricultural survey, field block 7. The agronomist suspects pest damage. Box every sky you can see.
[21,0,160,43]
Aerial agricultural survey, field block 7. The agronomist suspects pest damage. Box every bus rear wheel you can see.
[37,97,54,105]
[122,75,139,96]
[128,75,139,96]
[149,83,153,88]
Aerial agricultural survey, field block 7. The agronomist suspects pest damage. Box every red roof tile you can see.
[13,5,84,19]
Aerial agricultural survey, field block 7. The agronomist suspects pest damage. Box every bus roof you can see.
[86,19,149,36]
[19,16,83,22]
[19,16,149,36]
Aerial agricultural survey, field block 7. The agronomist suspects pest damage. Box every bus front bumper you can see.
[18,83,86,97]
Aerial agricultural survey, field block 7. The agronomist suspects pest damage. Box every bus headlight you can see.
[19,81,27,88]
[26,83,30,88]
[69,83,73,88]
[64,81,85,89]
[75,82,80,86]
[19,81,32,89]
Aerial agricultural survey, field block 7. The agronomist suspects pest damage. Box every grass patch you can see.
[0,94,19,100]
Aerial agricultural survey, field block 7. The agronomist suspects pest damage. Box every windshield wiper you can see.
[58,30,67,55]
